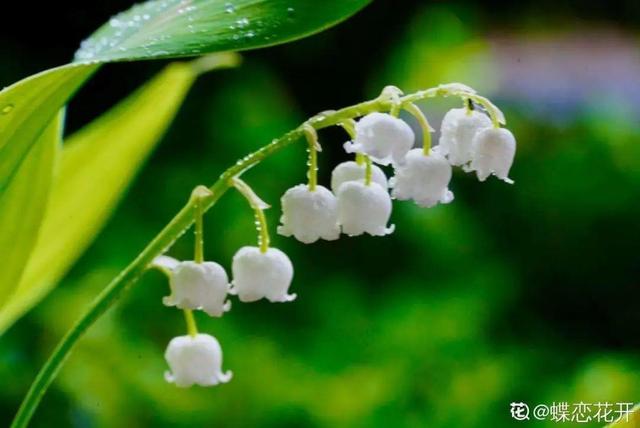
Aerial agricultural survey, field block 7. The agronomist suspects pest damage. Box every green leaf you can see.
[74,0,371,62]
[0,65,98,304]
[0,113,62,301]
[0,0,370,326]
[0,55,239,334]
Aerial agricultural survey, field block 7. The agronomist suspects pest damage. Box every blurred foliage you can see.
[1,1,639,427]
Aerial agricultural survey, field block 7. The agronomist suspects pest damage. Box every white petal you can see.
[349,113,414,166]
[278,184,340,244]
[165,334,232,388]
[164,261,230,318]
[438,108,492,166]
[469,127,516,183]
[390,148,454,208]
[231,247,295,303]
[330,161,388,193]
[152,255,180,271]
[337,181,394,236]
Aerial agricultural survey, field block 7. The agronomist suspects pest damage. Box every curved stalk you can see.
[11,83,490,428]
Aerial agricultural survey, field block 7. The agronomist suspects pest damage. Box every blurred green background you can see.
[1,1,639,426]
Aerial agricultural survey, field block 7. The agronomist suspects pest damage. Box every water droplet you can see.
[224,3,235,14]
[246,31,255,38]
[1,104,14,115]
[236,17,249,28]
[287,7,295,16]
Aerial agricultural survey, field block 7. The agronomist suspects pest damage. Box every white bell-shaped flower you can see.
[468,127,516,183]
[330,161,388,193]
[343,112,414,165]
[438,108,491,166]
[165,333,232,387]
[163,261,231,317]
[230,246,296,303]
[277,184,340,244]
[337,181,394,236]
[390,148,454,208]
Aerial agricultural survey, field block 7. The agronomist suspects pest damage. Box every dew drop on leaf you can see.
[1,104,14,115]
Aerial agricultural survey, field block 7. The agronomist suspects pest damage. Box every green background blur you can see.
[1,1,639,427]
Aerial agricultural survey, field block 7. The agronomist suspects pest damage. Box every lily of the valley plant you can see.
[12,82,515,426]
[153,84,515,387]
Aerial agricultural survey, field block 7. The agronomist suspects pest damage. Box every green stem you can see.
[185,186,208,337]
[231,177,271,253]
[192,187,208,264]
[255,209,270,253]
[11,83,489,428]
[303,125,318,192]
[364,156,373,186]
[340,119,357,139]
[183,310,198,337]
[403,102,433,155]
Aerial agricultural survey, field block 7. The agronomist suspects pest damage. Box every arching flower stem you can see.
[303,124,319,192]
[11,82,499,428]
[192,186,209,264]
[364,156,373,186]
[231,177,271,254]
[403,102,433,155]
[183,186,211,338]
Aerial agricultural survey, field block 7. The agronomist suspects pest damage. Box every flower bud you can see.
[163,261,231,317]
[438,108,491,166]
[165,333,232,387]
[277,184,340,244]
[330,161,388,193]
[230,246,295,303]
[390,148,454,208]
[337,181,394,236]
[343,113,414,165]
[469,127,516,183]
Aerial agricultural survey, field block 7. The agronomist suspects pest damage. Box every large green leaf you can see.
[0,54,238,334]
[0,65,98,303]
[0,0,370,325]
[73,0,371,62]
[0,113,63,301]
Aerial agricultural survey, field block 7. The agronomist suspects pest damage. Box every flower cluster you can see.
[154,85,515,388]
[280,99,516,241]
